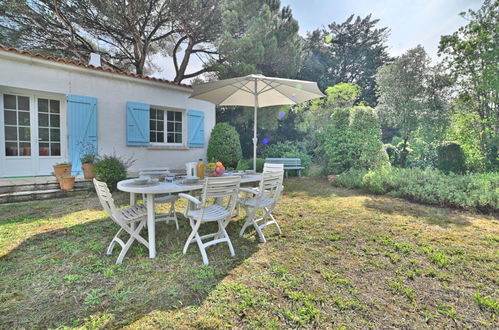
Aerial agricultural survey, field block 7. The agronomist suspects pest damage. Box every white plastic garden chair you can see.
[239,171,284,243]
[179,176,241,265]
[263,162,284,172]
[139,168,179,230]
[234,163,284,217]
[93,178,149,264]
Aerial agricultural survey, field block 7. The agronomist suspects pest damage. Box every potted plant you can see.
[53,162,72,182]
[59,175,76,191]
[79,142,98,179]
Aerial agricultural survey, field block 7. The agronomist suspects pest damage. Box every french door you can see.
[0,91,66,177]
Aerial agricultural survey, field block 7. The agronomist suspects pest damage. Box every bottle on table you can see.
[197,159,205,179]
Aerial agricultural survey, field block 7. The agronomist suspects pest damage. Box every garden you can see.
[1,178,498,328]
[0,0,497,328]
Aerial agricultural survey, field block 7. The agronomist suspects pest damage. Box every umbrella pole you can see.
[253,82,258,171]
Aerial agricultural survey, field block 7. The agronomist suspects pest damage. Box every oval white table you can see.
[117,174,262,259]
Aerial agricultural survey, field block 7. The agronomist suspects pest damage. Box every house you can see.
[0,47,215,177]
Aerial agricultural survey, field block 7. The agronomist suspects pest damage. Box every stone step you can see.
[0,186,91,204]
[0,178,91,194]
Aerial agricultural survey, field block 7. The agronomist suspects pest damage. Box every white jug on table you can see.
[185,162,198,177]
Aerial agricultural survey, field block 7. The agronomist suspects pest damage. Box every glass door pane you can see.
[3,94,31,156]
[38,99,61,156]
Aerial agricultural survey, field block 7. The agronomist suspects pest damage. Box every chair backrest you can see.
[138,167,170,176]
[201,176,241,215]
[265,158,301,167]
[93,178,118,219]
[263,163,284,172]
[258,171,283,202]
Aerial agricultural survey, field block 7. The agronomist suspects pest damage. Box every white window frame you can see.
[149,106,186,147]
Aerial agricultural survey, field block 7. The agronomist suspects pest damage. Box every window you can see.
[38,98,61,156]
[149,108,183,144]
[4,94,31,156]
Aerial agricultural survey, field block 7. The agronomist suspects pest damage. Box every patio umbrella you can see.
[189,74,325,170]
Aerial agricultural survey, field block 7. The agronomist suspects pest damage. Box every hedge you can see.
[332,167,498,214]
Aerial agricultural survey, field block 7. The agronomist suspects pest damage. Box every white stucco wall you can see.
[0,51,215,176]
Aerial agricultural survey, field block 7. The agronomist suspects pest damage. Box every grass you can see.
[0,177,498,328]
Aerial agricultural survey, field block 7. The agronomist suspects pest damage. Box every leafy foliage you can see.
[320,106,389,174]
[437,142,466,174]
[235,158,264,172]
[376,46,452,167]
[207,123,242,168]
[333,167,498,213]
[439,0,499,171]
[299,14,390,106]
[93,154,134,191]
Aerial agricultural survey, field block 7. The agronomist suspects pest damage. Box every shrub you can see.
[207,123,242,169]
[93,154,134,190]
[236,158,264,172]
[332,167,498,213]
[322,106,389,174]
[333,169,366,189]
[437,142,466,174]
[384,143,399,166]
[362,166,393,194]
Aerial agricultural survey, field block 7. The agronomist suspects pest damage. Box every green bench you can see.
[265,158,304,177]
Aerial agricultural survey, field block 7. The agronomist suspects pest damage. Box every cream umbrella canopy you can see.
[189,74,325,171]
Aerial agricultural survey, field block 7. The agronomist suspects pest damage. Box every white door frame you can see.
[0,87,67,177]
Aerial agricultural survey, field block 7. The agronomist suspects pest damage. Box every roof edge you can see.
[0,46,192,90]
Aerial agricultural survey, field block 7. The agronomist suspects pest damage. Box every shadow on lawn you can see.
[0,208,260,328]
[363,197,472,227]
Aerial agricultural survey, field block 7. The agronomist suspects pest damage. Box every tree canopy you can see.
[439,0,498,171]
[298,14,390,106]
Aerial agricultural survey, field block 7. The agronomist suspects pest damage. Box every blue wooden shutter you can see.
[67,94,98,175]
[126,102,150,146]
[188,110,205,147]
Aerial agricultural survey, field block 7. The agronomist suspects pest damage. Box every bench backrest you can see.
[265,158,302,166]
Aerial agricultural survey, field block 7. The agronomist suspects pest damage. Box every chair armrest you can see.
[179,193,201,205]
[239,187,258,195]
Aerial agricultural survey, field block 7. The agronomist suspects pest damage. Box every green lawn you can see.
[0,178,498,328]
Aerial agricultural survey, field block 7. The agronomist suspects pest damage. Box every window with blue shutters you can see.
[126,102,150,146]
[187,110,205,148]
[67,94,97,175]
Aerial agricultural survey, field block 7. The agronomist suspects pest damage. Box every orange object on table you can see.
[197,159,205,179]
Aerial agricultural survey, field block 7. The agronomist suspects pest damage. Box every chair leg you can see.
[116,235,135,264]
[239,207,255,237]
[170,201,179,230]
[183,218,199,255]
[264,207,282,235]
[195,231,210,265]
[253,220,267,243]
[219,219,235,257]
[107,228,124,255]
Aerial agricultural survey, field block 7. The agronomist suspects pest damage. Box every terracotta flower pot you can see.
[59,176,76,191]
[82,163,95,179]
[53,164,72,182]
[327,174,338,182]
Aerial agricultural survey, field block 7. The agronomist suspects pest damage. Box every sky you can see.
[280,0,483,58]
[153,0,483,81]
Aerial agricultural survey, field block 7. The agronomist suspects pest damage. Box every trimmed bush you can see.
[321,106,389,174]
[332,167,498,213]
[94,154,133,191]
[207,123,242,169]
[437,142,466,174]
[236,158,265,172]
